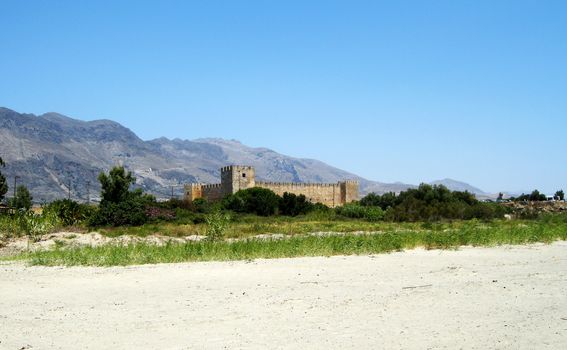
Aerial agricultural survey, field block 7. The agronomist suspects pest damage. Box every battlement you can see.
[202,183,222,189]
[186,183,203,188]
[220,165,255,172]
[341,180,359,184]
[256,181,341,187]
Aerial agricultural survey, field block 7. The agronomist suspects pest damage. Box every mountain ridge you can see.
[0,107,488,202]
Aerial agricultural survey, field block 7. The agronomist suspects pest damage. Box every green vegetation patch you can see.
[10,220,567,266]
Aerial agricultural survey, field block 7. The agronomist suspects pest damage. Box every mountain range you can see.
[0,107,489,202]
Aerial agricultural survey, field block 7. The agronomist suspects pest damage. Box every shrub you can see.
[360,192,397,209]
[89,191,155,227]
[222,188,280,216]
[362,184,506,222]
[336,203,384,221]
[43,199,95,226]
[160,198,193,210]
[145,206,176,221]
[279,192,314,216]
[205,210,231,241]
[90,166,156,227]
[18,211,59,241]
[191,198,211,213]
[303,204,337,221]
[513,189,547,202]
[89,197,147,227]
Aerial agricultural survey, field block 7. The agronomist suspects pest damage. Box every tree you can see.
[10,185,32,211]
[279,192,313,216]
[222,187,280,216]
[98,166,135,204]
[89,166,155,227]
[360,192,398,210]
[555,190,565,201]
[528,190,546,201]
[0,157,7,203]
[497,192,504,202]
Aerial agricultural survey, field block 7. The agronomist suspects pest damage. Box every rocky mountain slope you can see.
[0,107,487,202]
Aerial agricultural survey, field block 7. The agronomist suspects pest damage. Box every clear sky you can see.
[1,0,566,194]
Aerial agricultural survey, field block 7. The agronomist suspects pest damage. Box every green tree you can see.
[10,185,33,211]
[222,187,280,216]
[90,166,155,227]
[98,166,135,204]
[279,192,313,216]
[0,157,7,203]
[528,190,546,201]
[555,190,564,201]
[360,192,398,210]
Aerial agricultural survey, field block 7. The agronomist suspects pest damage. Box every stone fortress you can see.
[185,165,359,207]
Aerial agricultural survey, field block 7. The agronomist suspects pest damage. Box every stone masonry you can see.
[184,165,358,207]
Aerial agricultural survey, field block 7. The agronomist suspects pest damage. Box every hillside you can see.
[0,107,487,202]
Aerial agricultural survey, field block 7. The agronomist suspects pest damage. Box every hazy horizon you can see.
[1,1,565,194]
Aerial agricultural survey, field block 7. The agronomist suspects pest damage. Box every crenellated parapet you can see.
[256,181,340,187]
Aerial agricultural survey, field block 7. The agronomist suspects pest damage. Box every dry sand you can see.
[1,242,566,349]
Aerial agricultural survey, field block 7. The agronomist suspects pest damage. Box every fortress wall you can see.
[184,184,203,202]
[185,166,359,206]
[255,182,342,207]
[201,183,223,201]
[340,180,359,204]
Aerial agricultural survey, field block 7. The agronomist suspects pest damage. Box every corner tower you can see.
[220,165,256,196]
[339,180,359,204]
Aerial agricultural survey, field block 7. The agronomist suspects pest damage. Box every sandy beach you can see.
[1,242,566,349]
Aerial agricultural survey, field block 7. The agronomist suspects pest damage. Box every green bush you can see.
[43,199,95,226]
[89,193,152,227]
[191,198,211,213]
[0,213,23,238]
[303,205,337,221]
[90,166,156,227]
[279,192,314,216]
[17,211,59,241]
[336,203,384,221]
[222,187,280,216]
[205,210,231,241]
[360,192,397,209]
[159,198,193,210]
[512,189,547,202]
[362,184,506,222]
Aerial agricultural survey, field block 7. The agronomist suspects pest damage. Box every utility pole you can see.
[86,180,91,204]
[68,176,71,200]
[13,175,20,200]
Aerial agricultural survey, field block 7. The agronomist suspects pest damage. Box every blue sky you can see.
[1,0,566,194]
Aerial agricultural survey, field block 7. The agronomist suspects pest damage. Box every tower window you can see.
[242,173,246,178]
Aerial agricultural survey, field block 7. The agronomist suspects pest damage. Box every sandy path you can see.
[1,243,567,349]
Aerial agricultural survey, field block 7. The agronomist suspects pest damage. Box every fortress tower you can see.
[220,165,256,195]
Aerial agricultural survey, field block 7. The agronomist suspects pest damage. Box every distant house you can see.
[0,203,15,215]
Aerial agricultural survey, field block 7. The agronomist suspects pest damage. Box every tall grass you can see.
[10,220,567,266]
[0,211,60,240]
